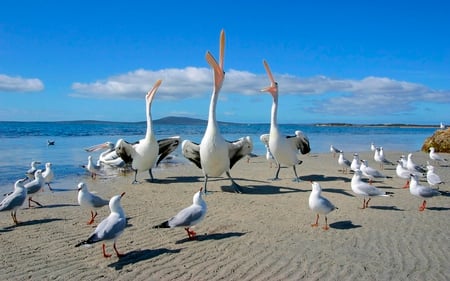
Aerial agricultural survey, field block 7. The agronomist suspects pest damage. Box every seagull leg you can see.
[185,227,197,240]
[11,211,19,225]
[226,171,243,193]
[102,244,112,258]
[402,180,410,189]
[88,211,97,225]
[28,197,43,208]
[47,183,53,192]
[359,198,366,209]
[113,242,126,258]
[322,216,329,230]
[365,198,371,208]
[311,214,319,227]
[419,200,427,211]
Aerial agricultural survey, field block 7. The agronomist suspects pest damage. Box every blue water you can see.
[0,121,437,193]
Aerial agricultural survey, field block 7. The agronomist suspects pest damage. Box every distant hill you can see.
[153,116,239,125]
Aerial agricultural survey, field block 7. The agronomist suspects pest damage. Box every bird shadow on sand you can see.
[438,190,450,197]
[4,218,64,229]
[426,206,450,211]
[108,248,182,270]
[33,203,79,209]
[301,174,351,183]
[321,188,354,197]
[226,184,306,195]
[369,205,404,211]
[329,220,362,230]
[175,231,246,244]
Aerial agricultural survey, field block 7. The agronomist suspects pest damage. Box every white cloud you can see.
[0,74,44,92]
[70,67,450,116]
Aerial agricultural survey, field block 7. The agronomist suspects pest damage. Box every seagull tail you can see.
[153,220,170,229]
[75,240,88,247]
[385,191,394,197]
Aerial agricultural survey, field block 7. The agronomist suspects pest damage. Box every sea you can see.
[0,121,438,194]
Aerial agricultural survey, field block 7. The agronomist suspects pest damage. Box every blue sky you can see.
[1,1,449,124]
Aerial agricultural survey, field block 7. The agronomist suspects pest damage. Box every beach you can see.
[0,151,448,280]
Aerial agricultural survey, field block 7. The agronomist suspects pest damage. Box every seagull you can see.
[115,80,180,184]
[260,60,310,181]
[181,30,253,193]
[75,192,126,258]
[77,182,110,225]
[350,153,360,172]
[0,178,28,225]
[85,142,125,168]
[24,170,45,207]
[374,147,394,170]
[351,169,393,209]
[330,145,340,158]
[153,187,207,240]
[409,174,441,211]
[406,153,426,174]
[309,182,337,230]
[84,155,102,179]
[426,163,444,189]
[260,134,275,168]
[338,151,351,174]
[360,159,390,184]
[370,142,376,152]
[429,147,448,166]
[26,161,41,178]
[41,162,54,191]
[440,122,445,130]
[396,160,413,189]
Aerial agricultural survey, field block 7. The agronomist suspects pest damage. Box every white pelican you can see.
[85,142,125,168]
[181,30,253,193]
[260,60,310,181]
[0,178,28,225]
[115,80,180,184]
[75,192,126,258]
[153,187,207,240]
[309,181,337,230]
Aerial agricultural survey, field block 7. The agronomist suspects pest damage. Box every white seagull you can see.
[77,182,110,225]
[115,80,180,184]
[350,153,361,172]
[75,192,126,258]
[41,162,54,191]
[153,187,207,240]
[309,181,337,230]
[260,60,310,181]
[330,145,340,158]
[429,147,448,166]
[181,30,253,193]
[84,155,102,179]
[24,170,45,207]
[374,147,394,169]
[0,178,28,225]
[409,174,441,211]
[396,160,413,189]
[338,151,351,174]
[406,153,426,174]
[351,169,393,209]
[426,163,444,189]
[260,134,275,168]
[370,142,376,152]
[26,161,41,178]
[360,159,390,184]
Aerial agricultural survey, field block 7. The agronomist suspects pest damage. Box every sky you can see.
[0,1,449,125]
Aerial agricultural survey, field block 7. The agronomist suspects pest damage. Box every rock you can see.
[421,128,450,153]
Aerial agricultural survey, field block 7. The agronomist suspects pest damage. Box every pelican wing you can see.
[287,130,311,154]
[115,139,139,164]
[156,136,181,166]
[228,136,253,168]
[181,140,202,169]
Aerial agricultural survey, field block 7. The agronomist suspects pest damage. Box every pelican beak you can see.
[146,79,162,103]
[205,30,225,90]
[261,60,278,96]
[84,142,109,152]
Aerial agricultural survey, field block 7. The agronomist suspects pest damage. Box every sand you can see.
[0,151,449,280]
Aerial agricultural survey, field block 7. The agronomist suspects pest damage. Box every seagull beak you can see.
[120,192,126,198]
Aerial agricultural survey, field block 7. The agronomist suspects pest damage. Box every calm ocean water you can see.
[0,121,437,193]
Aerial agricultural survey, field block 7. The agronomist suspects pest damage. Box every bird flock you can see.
[1,30,447,259]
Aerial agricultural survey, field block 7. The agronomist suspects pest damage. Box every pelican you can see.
[260,60,310,181]
[115,80,180,184]
[85,142,125,168]
[182,30,253,193]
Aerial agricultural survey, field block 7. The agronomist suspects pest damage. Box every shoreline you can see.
[1,151,449,280]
